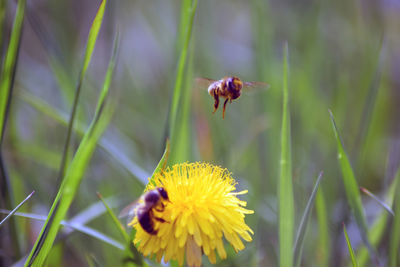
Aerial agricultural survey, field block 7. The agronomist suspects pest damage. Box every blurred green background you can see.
[1,0,400,266]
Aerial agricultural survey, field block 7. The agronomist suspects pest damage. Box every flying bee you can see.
[196,76,269,119]
[120,187,170,235]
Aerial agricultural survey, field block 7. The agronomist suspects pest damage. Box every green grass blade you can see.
[86,254,98,267]
[26,8,76,102]
[81,0,106,80]
[357,170,397,266]
[56,0,107,181]
[97,193,130,243]
[176,0,192,52]
[16,90,78,127]
[97,193,143,266]
[168,0,197,158]
[316,187,330,267]
[293,171,323,267]
[343,223,358,267]
[86,254,103,267]
[2,196,120,248]
[169,42,194,163]
[355,41,385,165]
[356,214,387,267]
[279,42,294,267]
[329,110,376,259]
[0,0,7,54]
[0,210,124,250]
[62,222,124,251]
[13,142,61,170]
[95,30,118,117]
[168,0,194,163]
[150,140,170,183]
[67,198,118,227]
[0,156,22,258]
[16,90,149,184]
[389,168,400,267]
[25,85,113,262]
[360,187,394,216]
[0,0,26,258]
[0,190,34,227]
[24,28,116,267]
[0,0,25,143]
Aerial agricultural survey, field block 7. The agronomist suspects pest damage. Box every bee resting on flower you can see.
[129,162,254,266]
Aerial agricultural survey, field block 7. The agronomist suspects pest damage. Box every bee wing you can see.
[194,77,218,90]
[242,81,270,92]
[119,200,141,225]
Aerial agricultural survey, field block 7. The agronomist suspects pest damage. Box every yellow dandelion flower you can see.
[129,162,254,266]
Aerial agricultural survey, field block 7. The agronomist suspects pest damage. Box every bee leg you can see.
[222,98,229,119]
[212,92,219,114]
[154,216,167,223]
[155,202,165,212]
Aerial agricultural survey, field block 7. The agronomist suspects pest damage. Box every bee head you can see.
[157,187,169,201]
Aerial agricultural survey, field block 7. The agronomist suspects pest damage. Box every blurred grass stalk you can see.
[278,42,294,267]
[316,187,330,267]
[16,90,149,183]
[360,187,394,216]
[1,209,124,251]
[25,5,76,104]
[170,41,195,163]
[24,0,113,265]
[0,191,34,227]
[167,0,197,164]
[293,172,323,267]
[26,47,115,265]
[0,0,7,53]
[56,0,109,184]
[0,0,26,259]
[97,193,143,266]
[389,168,400,267]
[353,162,397,267]
[343,223,358,267]
[329,111,376,262]
[0,0,25,142]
